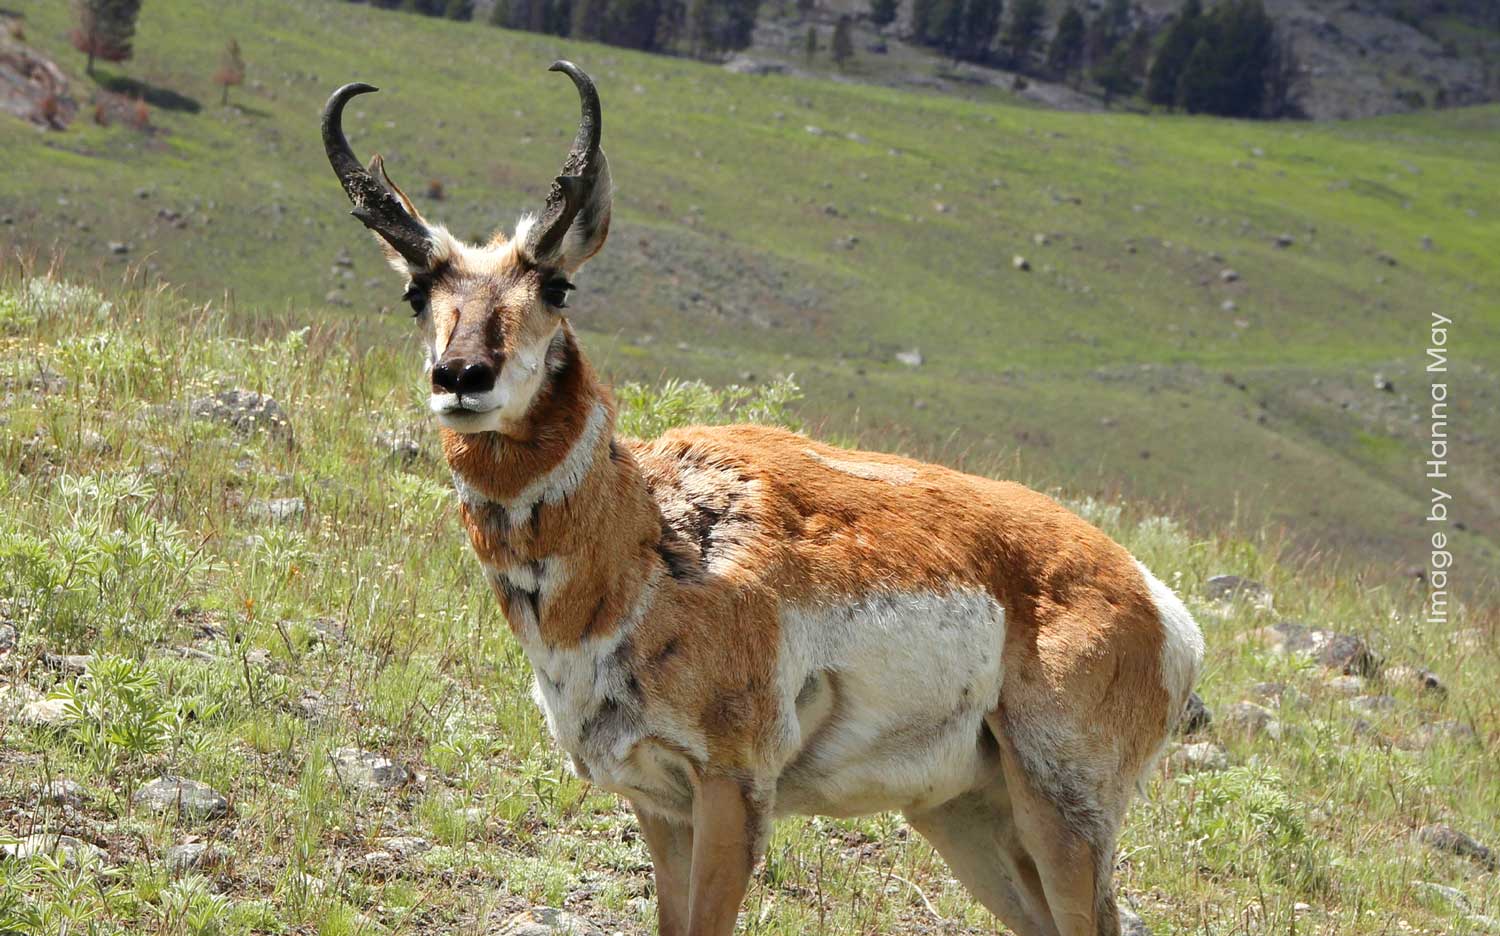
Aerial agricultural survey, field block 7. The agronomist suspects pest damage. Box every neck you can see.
[442,326,661,648]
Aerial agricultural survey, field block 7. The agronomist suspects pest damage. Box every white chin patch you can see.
[428,326,558,435]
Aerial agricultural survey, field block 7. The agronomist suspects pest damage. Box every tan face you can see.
[407,241,577,435]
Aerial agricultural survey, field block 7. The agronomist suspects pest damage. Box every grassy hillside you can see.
[1,277,1497,934]
[2,0,1499,598]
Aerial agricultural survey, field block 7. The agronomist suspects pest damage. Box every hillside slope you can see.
[1,0,1498,598]
[1,276,1498,935]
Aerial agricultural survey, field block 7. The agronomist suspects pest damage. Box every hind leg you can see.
[904,779,1058,936]
[990,714,1123,936]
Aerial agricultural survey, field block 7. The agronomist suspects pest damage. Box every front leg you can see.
[687,775,760,936]
[635,803,693,936]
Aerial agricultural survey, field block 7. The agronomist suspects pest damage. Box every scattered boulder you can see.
[1417,824,1497,871]
[43,652,93,674]
[1347,694,1397,716]
[374,428,424,464]
[189,389,293,444]
[1385,664,1445,696]
[722,56,787,76]
[133,777,229,821]
[166,841,227,874]
[1219,269,1240,283]
[1220,701,1282,740]
[497,907,605,936]
[1012,255,1030,271]
[331,747,411,792]
[1274,234,1295,248]
[1407,720,1477,750]
[1178,691,1212,736]
[1,833,105,864]
[894,348,923,368]
[0,37,78,130]
[39,778,85,807]
[1119,905,1151,936]
[1166,741,1229,773]
[247,497,306,524]
[20,696,72,728]
[1373,373,1395,393]
[1253,623,1380,676]
[108,241,130,255]
[1322,674,1366,696]
[0,622,15,653]
[1202,574,1270,607]
[1412,881,1469,912]
[377,835,431,857]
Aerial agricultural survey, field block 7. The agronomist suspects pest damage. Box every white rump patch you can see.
[1134,560,1205,728]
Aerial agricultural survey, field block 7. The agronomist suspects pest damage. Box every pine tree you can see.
[1046,6,1086,81]
[805,24,818,60]
[1175,0,1275,117]
[489,0,510,25]
[1001,0,1044,70]
[1084,0,1130,66]
[444,0,474,18]
[831,16,854,69]
[71,0,144,75]
[870,0,899,28]
[213,38,245,106]
[1145,0,1201,107]
[1092,42,1139,104]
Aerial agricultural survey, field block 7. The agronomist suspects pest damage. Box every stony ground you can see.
[1,276,1497,934]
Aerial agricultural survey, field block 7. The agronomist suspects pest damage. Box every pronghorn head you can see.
[322,62,611,435]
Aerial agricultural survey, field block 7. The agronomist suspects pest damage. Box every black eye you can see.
[402,284,428,317]
[542,278,575,309]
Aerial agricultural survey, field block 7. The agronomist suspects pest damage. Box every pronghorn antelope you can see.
[322,62,1204,936]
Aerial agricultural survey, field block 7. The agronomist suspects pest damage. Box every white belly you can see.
[772,588,1007,817]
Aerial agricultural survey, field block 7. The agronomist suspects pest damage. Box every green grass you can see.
[2,0,1499,597]
[2,275,1497,934]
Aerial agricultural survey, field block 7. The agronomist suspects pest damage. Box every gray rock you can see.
[1373,373,1395,392]
[1119,905,1151,935]
[894,348,924,368]
[108,241,130,255]
[1202,574,1270,606]
[722,56,787,76]
[1247,681,1292,704]
[1220,268,1240,283]
[1323,674,1366,696]
[497,907,605,936]
[1311,631,1381,676]
[1012,255,1031,271]
[248,497,305,524]
[0,622,14,652]
[1348,694,1397,716]
[374,429,424,463]
[1167,742,1229,773]
[2,833,105,864]
[1467,914,1500,934]
[1178,691,1212,736]
[377,835,431,856]
[40,778,86,807]
[1385,664,1445,696]
[189,389,293,444]
[165,842,227,874]
[1408,720,1477,750]
[20,697,72,728]
[331,747,410,791]
[1220,701,1282,740]
[133,777,229,821]
[43,652,93,674]
[1274,234,1295,248]
[1412,881,1470,912]
[1417,824,1497,870]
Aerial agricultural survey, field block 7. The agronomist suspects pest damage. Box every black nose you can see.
[432,358,496,395]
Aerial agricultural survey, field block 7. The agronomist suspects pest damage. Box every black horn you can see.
[322,82,434,270]
[524,61,605,263]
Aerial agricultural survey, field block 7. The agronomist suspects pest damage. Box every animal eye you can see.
[402,284,428,317]
[542,277,575,309]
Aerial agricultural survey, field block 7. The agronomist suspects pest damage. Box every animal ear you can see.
[366,154,437,273]
[529,157,612,275]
